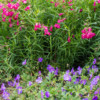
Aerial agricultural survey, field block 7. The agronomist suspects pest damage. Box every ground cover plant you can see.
[0,0,100,99]
[0,58,100,100]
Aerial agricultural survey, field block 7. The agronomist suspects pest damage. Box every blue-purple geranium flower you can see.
[63,72,72,82]
[17,86,22,94]
[22,59,27,65]
[77,66,82,75]
[38,57,43,62]
[45,91,50,98]
[29,81,32,86]
[93,58,96,65]
[36,77,42,83]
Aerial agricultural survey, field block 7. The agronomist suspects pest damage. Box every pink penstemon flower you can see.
[8,18,12,23]
[0,3,4,10]
[67,37,71,43]
[34,23,41,31]
[22,0,27,4]
[81,27,96,39]
[8,11,14,17]
[54,24,60,28]
[98,0,100,3]
[25,5,31,11]
[62,0,65,3]
[9,23,13,27]
[93,1,96,6]
[50,25,53,32]
[57,18,66,23]
[13,13,19,20]
[69,3,73,6]
[50,1,54,3]
[55,2,59,7]
[44,29,51,36]
[70,8,74,10]
[59,13,64,16]
[2,17,6,22]
[16,20,19,26]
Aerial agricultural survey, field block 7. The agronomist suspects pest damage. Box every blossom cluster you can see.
[0,0,30,27]
[81,27,96,39]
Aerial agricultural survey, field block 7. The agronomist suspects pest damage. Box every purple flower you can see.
[1,83,6,91]
[82,98,88,100]
[8,81,14,87]
[92,96,98,100]
[38,71,41,76]
[74,77,81,84]
[16,82,20,89]
[36,77,42,83]
[45,91,50,98]
[47,65,55,73]
[17,86,22,94]
[89,73,93,80]
[29,81,32,86]
[38,57,43,62]
[71,67,76,75]
[54,67,58,75]
[22,59,26,65]
[80,80,87,85]
[79,94,83,97]
[63,73,72,82]
[61,87,66,92]
[77,66,82,75]
[94,88,100,95]
[93,58,96,65]
[41,90,44,99]
[2,91,10,100]
[90,76,100,90]
[15,74,20,81]
[92,65,98,73]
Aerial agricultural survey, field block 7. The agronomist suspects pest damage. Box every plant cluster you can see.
[0,58,100,100]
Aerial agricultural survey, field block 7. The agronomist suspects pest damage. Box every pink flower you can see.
[54,24,60,28]
[93,1,96,6]
[98,0,100,3]
[13,3,20,10]
[9,18,12,23]
[59,13,64,16]
[70,8,74,10]
[50,1,54,3]
[8,11,14,17]
[0,3,4,10]
[69,3,73,6]
[68,0,72,4]
[62,0,65,3]
[13,13,19,20]
[57,18,66,23]
[34,23,41,31]
[55,2,59,7]
[81,27,96,39]
[16,20,19,26]
[44,29,51,36]
[25,5,30,11]
[67,37,71,43]
[22,0,27,4]
[2,17,6,22]
[7,3,13,9]
[9,23,13,27]
[79,8,83,12]
[50,25,53,32]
